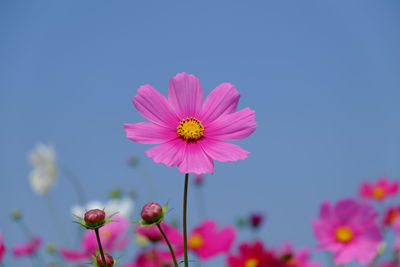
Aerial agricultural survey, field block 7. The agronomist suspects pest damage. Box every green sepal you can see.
[135,202,168,228]
[73,210,119,230]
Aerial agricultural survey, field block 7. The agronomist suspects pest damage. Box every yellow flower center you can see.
[177,117,204,142]
[188,233,204,249]
[244,258,259,267]
[372,187,385,199]
[335,226,353,243]
[101,229,112,240]
[389,211,399,224]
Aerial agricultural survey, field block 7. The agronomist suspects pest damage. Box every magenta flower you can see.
[60,215,130,261]
[312,198,382,265]
[278,243,321,267]
[184,219,235,260]
[372,261,399,267]
[359,176,399,201]
[227,240,288,267]
[135,221,183,246]
[0,232,5,263]
[124,72,257,174]
[394,217,400,252]
[383,205,400,226]
[123,249,174,267]
[12,236,41,258]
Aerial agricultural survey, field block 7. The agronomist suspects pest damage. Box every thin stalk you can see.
[15,220,45,267]
[183,173,189,267]
[156,223,179,267]
[60,167,86,205]
[94,228,107,266]
[45,195,70,246]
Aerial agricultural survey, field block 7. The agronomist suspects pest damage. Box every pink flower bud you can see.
[84,209,106,228]
[250,213,264,228]
[141,202,163,223]
[194,175,204,185]
[96,253,114,267]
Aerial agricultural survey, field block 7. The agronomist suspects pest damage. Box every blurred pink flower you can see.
[185,219,235,260]
[194,174,205,185]
[0,232,5,262]
[123,249,174,267]
[60,215,130,262]
[135,221,183,246]
[359,177,399,201]
[124,72,257,174]
[278,243,322,267]
[394,217,400,252]
[372,260,398,267]
[312,198,382,265]
[12,237,41,258]
[383,205,400,226]
[227,240,289,267]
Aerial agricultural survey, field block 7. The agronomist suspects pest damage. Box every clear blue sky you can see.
[1,1,400,266]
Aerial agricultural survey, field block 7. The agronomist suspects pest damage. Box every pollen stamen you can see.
[177,117,204,142]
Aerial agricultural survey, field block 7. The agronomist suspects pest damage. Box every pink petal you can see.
[200,139,249,162]
[359,183,372,198]
[59,248,89,261]
[124,122,177,144]
[199,83,240,124]
[168,72,204,118]
[205,108,256,141]
[334,198,359,223]
[145,138,185,167]
[132,85,179,127]
[178,142,214,174]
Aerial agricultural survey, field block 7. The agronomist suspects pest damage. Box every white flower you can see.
[28,143,57,195]
[71,197,134,218]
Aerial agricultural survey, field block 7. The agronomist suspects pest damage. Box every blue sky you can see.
[1,1,400,266]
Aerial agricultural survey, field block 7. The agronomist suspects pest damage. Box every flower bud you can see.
[249,213,264,229]
[96,253,114,267]
[141,202,163,223]
[84,209,106,228]
[12,210,21,220]
[46,242,56,253]
[194,175,204,186]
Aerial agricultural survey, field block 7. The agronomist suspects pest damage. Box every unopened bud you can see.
[96,253,114,267]
[84,209,106,228]
[141,202,162,224]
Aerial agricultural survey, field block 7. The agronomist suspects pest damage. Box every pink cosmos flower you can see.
[227,240,289,267]
[312,198,382,265]
[383,205,400,226]
[394,217,400,252]
[0,232,5,262]
[12,236,41,258]
[135,221,183,248]
[359,177,399,201]
[372,261,398,267]
[278,243,321,267]
[123,249,174,267]
[183,219,235,260]
[124,72,257,174]
[60,215,130,261]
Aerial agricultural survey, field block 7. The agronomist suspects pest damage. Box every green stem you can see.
[94,228,107,267]
[156,223,179,267]
[45,195,70,246]
[61,167,86,205]
[16,220,45,267]
[183,173,189,267]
